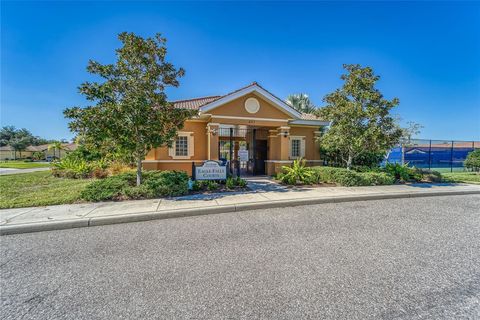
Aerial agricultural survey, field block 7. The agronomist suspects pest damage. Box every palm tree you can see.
[48,141,65,160]
[286,93,317,114]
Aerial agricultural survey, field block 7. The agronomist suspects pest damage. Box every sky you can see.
[1,1,479,141]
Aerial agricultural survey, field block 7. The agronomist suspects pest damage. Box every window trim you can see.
[169,132,194,160]
[289,136,305,159]
[175,136,188,157]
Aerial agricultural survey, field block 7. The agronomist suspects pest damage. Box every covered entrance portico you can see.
[218,126,268,176]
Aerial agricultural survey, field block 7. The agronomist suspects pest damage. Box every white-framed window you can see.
[175,136,188,157]
[291,139,301,158]
[289,136,305,159]
[169,132,194,159]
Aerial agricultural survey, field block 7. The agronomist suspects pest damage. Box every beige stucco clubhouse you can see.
[143,83,329,176]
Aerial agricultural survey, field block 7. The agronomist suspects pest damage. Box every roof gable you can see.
[199,83,302,119]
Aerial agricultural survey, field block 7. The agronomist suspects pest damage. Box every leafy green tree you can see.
[0,126,33,147]
[400,121,423,143]
[0,126,35,158]
[464,149,480,172]
[0,125,57,147]
[10,136,31,159]
[286,93,316,114]
[0,126,17,147]
[317,64,403,169]
[64,32,195,185]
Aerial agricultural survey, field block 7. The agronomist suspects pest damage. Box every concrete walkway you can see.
[0,167,50,175]
[1,182,480,235]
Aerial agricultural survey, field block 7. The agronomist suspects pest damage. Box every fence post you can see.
[450,140,454,173]
[428,140,432,170]
[229,128,233,175]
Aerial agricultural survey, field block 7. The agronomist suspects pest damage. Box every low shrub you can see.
[81,172,132,201]
[81,170,189,201]
[384,163,411,181]
[358,172,395,186]
[464,149,480,172]
[142,170,189,197]
[226,177,235,189]
[51,150,134,179]
[191,180,203,191]
[311,167,348,184]
[331,169,365,186]
[410,168,442,183]
[310,167,395,186]
[234,176,247,188]
[384,163,442,183]
[279,158,313,185]
[207,180,219,191]
[51,157,93,179]
[225,176,247,189]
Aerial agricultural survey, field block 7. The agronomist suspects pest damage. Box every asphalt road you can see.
[1,195,480,319]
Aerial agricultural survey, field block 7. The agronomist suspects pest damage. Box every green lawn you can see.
[442,172,480,184]
[0,161,51,169]
[0,171,93,209]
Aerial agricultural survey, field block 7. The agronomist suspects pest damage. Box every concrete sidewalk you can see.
[1,182,480,235]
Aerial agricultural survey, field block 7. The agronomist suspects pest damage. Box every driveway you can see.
[0,167,50,175]
[1,195,479,319]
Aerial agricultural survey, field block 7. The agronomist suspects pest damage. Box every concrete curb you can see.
[1,189,479,236]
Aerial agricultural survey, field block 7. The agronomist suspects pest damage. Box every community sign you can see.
[195,160,227,180]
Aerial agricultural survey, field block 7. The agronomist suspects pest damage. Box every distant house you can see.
[0,143,77,161]
[0,146,17,160]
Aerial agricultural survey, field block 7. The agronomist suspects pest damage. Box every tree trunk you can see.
[346,153,353,170]
[136,157,142,186]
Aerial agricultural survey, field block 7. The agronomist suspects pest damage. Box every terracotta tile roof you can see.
[172,96,221,110]
[172,82,324,123]
[172,82,279,111]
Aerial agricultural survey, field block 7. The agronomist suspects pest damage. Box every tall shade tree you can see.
[0,126,56,147]
[64,32,195,185]
[286,93,317,114]
[317,64,403,169]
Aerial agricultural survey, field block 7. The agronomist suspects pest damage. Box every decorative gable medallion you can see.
[244,97,260,114]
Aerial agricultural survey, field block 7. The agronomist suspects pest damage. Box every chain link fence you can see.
[384,139,479,172]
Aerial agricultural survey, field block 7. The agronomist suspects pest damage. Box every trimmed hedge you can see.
[81,170,189,201]
[310,167,394,186]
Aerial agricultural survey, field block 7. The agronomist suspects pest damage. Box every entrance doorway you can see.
[253,140,267,175]
[218,127,268,176]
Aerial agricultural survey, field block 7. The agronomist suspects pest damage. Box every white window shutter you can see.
[300,138,306,158]
[188,135,194,157]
